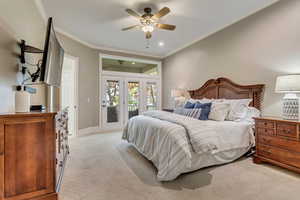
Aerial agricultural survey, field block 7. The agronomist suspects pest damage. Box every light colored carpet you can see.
[59,132,300,200]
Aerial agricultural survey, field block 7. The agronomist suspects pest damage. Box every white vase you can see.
[15,90,30,113]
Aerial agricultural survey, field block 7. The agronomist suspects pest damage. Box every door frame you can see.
[60,54,79,137]
[99,54,162,130]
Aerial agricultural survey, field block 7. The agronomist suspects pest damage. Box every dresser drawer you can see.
[276,123,298,139]
[258,134,300,153]
[257,144,300,168]
[256,128,275,136]
[256,120,275,129]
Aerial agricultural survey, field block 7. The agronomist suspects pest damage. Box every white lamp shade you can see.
[275,75,300,93]
[171,89,183,97]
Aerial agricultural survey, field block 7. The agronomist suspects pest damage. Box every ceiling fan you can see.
[122,7,176,39]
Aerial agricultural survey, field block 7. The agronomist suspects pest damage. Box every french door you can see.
[101,76,160,129]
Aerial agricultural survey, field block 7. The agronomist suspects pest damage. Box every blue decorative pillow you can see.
[184,101,195,109]
[194,102,212,120]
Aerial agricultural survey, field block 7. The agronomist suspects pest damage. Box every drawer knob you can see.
[264,122,267,126]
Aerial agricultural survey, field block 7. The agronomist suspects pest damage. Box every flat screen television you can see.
[40,17,64,87]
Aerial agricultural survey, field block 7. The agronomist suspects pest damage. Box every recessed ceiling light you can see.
[158,42,164,47]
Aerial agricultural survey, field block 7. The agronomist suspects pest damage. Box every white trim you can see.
[78,126,121,136]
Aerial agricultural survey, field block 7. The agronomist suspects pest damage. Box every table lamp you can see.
[171,89,188,109]
[275,75,300,120]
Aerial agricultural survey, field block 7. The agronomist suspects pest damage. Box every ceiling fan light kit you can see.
[123,7,176,40]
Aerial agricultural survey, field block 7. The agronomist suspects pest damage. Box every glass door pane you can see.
[127,81,140,119]
[106,80,120,123]
[102,77,123,128]
[146,82,158,111]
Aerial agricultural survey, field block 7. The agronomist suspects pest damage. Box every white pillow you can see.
[209,102,231,121]
[236,107,261,123]
[224,99,252,121]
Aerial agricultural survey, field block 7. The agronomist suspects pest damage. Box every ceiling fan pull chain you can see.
[146,39,150,48]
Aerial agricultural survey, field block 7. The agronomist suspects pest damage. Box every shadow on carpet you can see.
[116,142,215,190]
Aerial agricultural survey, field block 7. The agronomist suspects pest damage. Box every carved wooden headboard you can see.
[188,77,265,110]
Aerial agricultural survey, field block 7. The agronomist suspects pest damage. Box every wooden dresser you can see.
[254,117,300,173]
[0,112,69,200]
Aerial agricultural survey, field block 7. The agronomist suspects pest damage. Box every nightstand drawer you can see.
[258,144,300,169]
[256,128,275,136]
[258,135,300,153]
[256,120,275,129]
[276,123,297,139]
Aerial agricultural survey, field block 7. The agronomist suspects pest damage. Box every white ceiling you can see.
[37,0,278,58]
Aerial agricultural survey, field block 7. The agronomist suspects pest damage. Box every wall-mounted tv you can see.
[40,17,64,87]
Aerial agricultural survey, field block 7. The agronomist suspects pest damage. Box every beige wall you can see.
[57,34,99,129]
[58,33,161,129]
[162,0,300,117]
[0,0,45,113]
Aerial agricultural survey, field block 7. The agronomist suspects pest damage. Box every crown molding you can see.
[34,0,278,60]
[34,0,163,59]
[164,0,279,58]
[55,28,163,59]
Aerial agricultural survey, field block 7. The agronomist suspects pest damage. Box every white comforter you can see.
[122,111,255,181]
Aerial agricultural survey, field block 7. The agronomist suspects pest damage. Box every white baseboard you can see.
[78,126,122,136]
[78,126,101,135]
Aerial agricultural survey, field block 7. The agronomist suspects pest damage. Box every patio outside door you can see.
[101,76,159,129]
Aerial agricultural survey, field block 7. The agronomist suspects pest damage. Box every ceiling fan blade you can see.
[155,23,176,31]
[146,32,152,39]
[153,7,170,19]
[125,9,141,19]
[122,25,140,31]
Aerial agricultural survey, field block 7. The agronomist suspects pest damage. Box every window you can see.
[102,58,158,76]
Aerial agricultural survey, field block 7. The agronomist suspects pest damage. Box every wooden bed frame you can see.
[188,77,265,110]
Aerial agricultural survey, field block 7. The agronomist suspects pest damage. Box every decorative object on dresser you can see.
[275,75,300,120]
[171,89,189,109]
[253,117,300,174]
[0,111,69,200]
[15,86,31,113]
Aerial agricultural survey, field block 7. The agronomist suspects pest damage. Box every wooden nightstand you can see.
[253,117,300,173]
